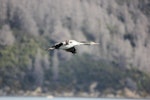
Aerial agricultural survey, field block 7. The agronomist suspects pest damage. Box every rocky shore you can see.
[0,87,149,98]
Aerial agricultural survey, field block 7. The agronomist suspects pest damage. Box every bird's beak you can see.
[90,42,99,45]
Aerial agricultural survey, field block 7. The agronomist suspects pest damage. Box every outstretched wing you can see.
[52,42,63,49]
[65,47,77,54]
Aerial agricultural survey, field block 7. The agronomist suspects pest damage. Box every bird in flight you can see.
[47,40,99,54]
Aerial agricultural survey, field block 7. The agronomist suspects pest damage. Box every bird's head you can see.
[65,40,80,46]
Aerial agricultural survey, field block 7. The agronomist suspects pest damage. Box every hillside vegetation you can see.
[0,0,150,98]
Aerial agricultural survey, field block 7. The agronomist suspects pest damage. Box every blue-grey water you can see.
[0,97,146,100]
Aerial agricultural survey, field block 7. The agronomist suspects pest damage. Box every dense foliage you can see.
[57,55,150,93]
[0,0,150,97]
[0,30,49,90]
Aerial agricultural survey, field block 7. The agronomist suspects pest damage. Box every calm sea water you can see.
[0,97,146,100]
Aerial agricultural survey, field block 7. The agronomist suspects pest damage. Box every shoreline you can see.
[0,87,149,98]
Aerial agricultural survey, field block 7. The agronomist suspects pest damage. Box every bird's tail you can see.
[46,47,55,51]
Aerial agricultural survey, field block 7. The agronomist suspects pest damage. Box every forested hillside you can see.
[0,0,150,98]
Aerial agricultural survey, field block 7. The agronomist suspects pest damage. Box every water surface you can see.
[0,97,146,100]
